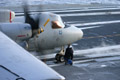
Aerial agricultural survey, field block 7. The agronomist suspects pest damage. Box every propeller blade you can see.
[22,2,40,37]
[23,5,39,31]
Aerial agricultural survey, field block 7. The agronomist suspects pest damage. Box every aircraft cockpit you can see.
[50,14,73,29]
[50,13,65,29]
[52,21,62,29]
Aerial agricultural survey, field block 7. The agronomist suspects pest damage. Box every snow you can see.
[0,0,120,7]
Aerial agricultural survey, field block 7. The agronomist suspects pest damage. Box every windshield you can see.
[50,13,65,29]
[52,21,62,29]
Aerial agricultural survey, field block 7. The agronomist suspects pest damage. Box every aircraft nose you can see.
[61,25,84,45]
[74,27,83,40]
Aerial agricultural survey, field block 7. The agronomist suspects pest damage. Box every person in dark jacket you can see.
[64,45,73,65]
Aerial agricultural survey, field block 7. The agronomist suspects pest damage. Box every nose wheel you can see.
[55,47,65,62]
[55,54,64,62]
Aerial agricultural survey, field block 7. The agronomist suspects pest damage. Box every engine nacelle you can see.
[0,23,32,41]
[0,10,15,23]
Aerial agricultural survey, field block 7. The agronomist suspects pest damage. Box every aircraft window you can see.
[57,16,64,27]
[52,21,62,29]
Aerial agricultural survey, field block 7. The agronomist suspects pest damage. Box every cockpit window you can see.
[52,21,62,29]
[50,13,65,29]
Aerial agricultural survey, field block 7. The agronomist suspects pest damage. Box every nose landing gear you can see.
[55,54,64,62]
[55,47,65,62]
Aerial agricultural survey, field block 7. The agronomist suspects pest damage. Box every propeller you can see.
[23,3,40,37]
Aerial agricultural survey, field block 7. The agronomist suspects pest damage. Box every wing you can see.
[0,31,65,80]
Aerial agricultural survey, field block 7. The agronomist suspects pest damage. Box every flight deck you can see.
[32,4,120,80]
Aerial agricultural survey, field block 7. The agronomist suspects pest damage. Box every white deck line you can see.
[48,7,120,13]
[60,11,120,17]
[38,45,120,60]
[72,20,120,26]
[74,45,120,56]
[80,26,101,30]
[16,11,120,16]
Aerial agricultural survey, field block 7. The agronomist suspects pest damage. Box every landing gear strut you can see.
[55,47,65,62]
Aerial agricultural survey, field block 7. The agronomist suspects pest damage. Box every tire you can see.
[58,55,65,62]
[55,54,59,61]
[55,54,64,62]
